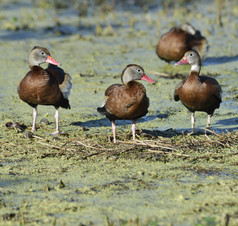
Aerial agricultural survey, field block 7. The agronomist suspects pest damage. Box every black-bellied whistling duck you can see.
[156,23,208,62]
[174,50,222,132]
[97,64,155,143]
[18,46,72,134]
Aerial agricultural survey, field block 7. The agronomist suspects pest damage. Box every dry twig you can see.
[147,149,191,157]
[37,141,77,152]
[76,140,114,151]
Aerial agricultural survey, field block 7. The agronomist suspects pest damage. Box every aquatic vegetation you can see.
[0,0,238,225]
[0,129,238,225]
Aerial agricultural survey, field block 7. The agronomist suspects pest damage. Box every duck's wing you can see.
[105,84,122,97]
[96,84,122,120]
[46,64,72,99]
[200,76,222,103]
[174,79,186,101]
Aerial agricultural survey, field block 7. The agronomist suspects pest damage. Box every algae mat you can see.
[0,0,238,225]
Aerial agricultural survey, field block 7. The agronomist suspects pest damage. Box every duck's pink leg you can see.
[191,112,195,133]
[51,108,60,135]
[32,107,37,132]
[206,114,211,128]
[132,120,136,140]
[111,121,116,143]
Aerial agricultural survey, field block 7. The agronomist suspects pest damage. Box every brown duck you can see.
[97,64,155,143]
[174,50,222,132]
[156,23,208,62]
[18,46,72,134]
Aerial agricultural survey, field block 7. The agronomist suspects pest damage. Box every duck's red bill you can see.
[175,56,189,65]
[46,55,61,66]
[141,74,155,83]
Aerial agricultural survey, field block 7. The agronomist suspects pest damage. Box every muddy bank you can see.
[0,130,238,225]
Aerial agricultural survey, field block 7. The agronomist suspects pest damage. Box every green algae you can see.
[0,0,238,225]
[0,139,238,225]
[1,130,238,225]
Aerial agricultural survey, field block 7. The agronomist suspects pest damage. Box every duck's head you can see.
[28,46,61,67]
[175,50,201,65]
[175,50,201,72]
[121,64,155,85]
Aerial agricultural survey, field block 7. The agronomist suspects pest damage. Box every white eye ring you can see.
[40,51,45,55]
[189,53,193,57]
[137,68,141,73]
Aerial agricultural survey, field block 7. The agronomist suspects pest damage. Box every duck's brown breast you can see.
[105,81,149,120]
[175,72,222,114]
[18,67,63,107]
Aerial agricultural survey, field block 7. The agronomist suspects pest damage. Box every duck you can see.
[17,46,72,135]
[97,64,155,143]
[156,23,208,62]
[174,50,222,132]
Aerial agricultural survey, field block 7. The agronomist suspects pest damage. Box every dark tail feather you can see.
[97,106,116,121]
[174,94,180,101]
[97,106,108,115]
[60,98,70,109]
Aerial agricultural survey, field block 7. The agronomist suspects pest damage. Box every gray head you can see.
[175,50,201,72]
[121,64,155,85]
[28,46,60,67]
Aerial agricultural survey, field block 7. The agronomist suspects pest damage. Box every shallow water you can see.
[0,0,238,225]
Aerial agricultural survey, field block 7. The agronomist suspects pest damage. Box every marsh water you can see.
[0,0,238,225]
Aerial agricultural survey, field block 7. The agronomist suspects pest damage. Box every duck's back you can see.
[157,27,208,62]
[157,28,190,62]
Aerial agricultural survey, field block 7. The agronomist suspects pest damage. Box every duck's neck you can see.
[29,64,42,71]
[29,62,41,70]
[28,55,42,69]
[121,72,132,85]
[191,64,201,74]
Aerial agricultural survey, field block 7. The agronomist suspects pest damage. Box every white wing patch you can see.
[59,73,72,99]
[180,23,196,35]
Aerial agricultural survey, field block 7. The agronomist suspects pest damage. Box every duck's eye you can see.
[137,68,141,73]
[189,53,193,57]
[40,51,45,55]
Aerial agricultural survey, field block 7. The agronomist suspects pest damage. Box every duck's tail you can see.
[59,96,71,109]
[97,106,107,115]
